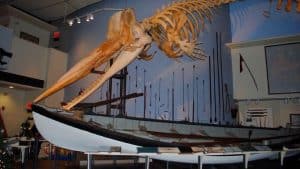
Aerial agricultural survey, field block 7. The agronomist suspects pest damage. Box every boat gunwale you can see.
[32,104,300,147]
[85,112,281,131]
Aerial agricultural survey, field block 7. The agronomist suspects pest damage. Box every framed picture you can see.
[265,43,300,94]
[290,114,300,127]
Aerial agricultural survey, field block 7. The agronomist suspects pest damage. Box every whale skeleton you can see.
[33,0,237,110]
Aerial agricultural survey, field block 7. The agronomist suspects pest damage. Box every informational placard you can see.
[290,114,300,127]
[265,43,300,94]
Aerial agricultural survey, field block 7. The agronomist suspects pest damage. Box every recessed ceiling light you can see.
[9,86,14,89]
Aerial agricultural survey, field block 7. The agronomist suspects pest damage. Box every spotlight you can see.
[86,15,90,22]
[9,86,14,89]
[68,19,73,26]
[76,17,81,24]
[90,14,94,20]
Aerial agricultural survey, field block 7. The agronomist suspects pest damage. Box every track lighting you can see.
[86,14,94,22]
[68,19,73,26]
[86,15,90,22]
[67,8,122,26]
[89,14,94,20]
[76,17,81,24]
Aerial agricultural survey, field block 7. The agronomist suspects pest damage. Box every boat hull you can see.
[32,104,300,164]
[33,112,139,153]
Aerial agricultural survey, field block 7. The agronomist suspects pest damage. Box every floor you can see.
[14,154,300,169]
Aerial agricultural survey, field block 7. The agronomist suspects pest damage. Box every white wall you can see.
[238,100,300,127]
[0,87,28,136]
[227,35,300,127]
[0,47,68,136]
[8,36,48,80]
[44,48,68,107]
[0,30,68,135]
[228,35,300,100]
[8,16,50,47]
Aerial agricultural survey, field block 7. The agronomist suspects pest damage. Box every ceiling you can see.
[2,0,104,22]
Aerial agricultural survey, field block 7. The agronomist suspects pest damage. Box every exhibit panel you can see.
[227,35,300,127]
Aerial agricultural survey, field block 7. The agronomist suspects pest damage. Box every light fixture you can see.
[68,19,74,26]
[66,8,123,26]
[76,17,81,24]
[9,86,14,89]
[89,14,94,20]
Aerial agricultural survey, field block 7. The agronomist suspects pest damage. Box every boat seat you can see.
[178,146,193,153]
[191,146,206,153]
[158,147,180,153]
[138,125,147,131]
[170,127,178,133]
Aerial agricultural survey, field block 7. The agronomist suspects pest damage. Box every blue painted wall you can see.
[57,0,234,124]
[230,0,300,42]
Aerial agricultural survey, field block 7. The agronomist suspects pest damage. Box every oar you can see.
[187,83,190,122]
[134,98,137,117]
[128,75,131,94]
[196,77,199,123]
[134,66,138,117]
[115,82,119,115]
[100,87,103,100]
[172,72,175,121]
[155,93,157,119]
[135,66,138,88]
[219,32,225,121]
[192,65,196,122]
[213,48,217,123]
[224,83,230,113]
[182,67,185,112]
[143,69,146,118]
[240,54,258,91]
[216,32,221,124]
[202,80,205,116]
[209,55,212,123]
[167,88,170,119]
[159,78,161,102]
[149,84,152,107]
